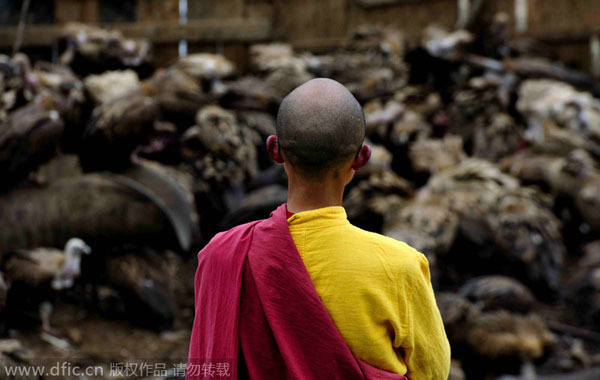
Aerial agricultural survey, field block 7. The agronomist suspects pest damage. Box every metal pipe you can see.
[12,0,31,54]
[591,31,600,79]
[456,0,471,29]
[515,0,528,34]
[178,0,188,58]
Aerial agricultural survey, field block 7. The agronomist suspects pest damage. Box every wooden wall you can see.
[0,0,599,73]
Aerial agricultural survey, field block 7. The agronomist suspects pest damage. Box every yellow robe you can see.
[288,206,451,380]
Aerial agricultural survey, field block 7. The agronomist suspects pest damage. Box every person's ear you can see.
[351,144,371,171]
[266,135,284,164]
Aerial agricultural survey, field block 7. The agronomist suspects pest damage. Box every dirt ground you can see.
[1,258,198,380]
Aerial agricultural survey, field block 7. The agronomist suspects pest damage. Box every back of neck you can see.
[286,176,345,214]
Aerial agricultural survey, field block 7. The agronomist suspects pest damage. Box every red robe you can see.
[187,204,408,379]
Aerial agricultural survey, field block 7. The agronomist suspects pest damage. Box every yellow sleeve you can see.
[400,254,451,380]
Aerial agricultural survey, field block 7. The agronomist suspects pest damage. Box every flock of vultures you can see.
[1,16,600,380]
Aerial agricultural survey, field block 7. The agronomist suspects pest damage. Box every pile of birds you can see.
[1,16,600,379]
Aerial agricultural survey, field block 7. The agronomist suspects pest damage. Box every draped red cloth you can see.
[187,204,408,380]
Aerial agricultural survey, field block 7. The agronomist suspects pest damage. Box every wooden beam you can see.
[137,0,179,23]
[527,30,595,44]
[118,19,272,43]
[54,0,98,24]
[0,18,272,49]
[290,37,347,52]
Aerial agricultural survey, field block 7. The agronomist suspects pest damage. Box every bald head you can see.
[276,78,365,180]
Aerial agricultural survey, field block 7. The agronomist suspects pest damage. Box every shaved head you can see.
[276,78,365,180]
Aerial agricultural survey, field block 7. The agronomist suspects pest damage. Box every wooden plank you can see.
[188,0,244,20]
[553,41,590,73]
[138,0,179,23]
[243,2,274,19]
[152,43,181,68]
[290,37,347,52]
[117,18,272,43]
[529,0,600,38]
[348,0,457,40]
[274,0,348,42]
[354,0,421,8]
[54,0,98,24]
[98,0,137,23]
[0,18,272,49]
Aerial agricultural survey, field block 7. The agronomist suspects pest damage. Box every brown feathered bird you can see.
[33,62,88,148]
[383,201,458,256]
[473,112,525,162]
[421,160,565,296]
[250,43,313,99]
[182,105,259,187]
[0,95,64,189]
[344,167,414,232]
[484,189,565,296]
[219,76,280,113]
[517,79,600,147]
[501,150,600,232]
[364,99,405,141]
[174,53,235,82]
[301,28,407,103]
[59,23,152,77]
[78,90,159,171]
[143,68,213,128]
[408,135,466,174]
[437,292,554,379]
[563,240,600,328]
[103,248,178,331]
[83,69,140,105]
[459,275,536,313]
[381,201,458,289]
[0,166,197,256]
[2,238,91,333]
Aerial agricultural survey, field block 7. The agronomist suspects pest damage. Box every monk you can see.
[187,78,450,380]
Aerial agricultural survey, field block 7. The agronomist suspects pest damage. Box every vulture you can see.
[502,150,600,232]
[78,89,159,171]
[517,79,600,146]
[142,67,213,127]
[459,275,536,313]
[408,135,467,174]
[33,62,88,151]
[563,240,600,328]
[483,189,565,296]
[173,53,235,82]
[472,112,525,163]
[446,76,510,147]
[448,360,466,380]
[182,105,260,187]
[249,43,297,73]
[0,95,64,189]
[305,26,407,103]
[219,76,281,113]
[2,238,91,333]
[220,184,288,230]
[249,43,313,98]
[236,111,277,168]
[383,201,458,257]
[83,69,140,105]
[420,160,565,296]
[0,162,199,256]
[59,23,153,77]
[102,248,179,331]
[344,166,414,232]
[381,200,459,288]
[437,292,554,379]
[364,99,405,140]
